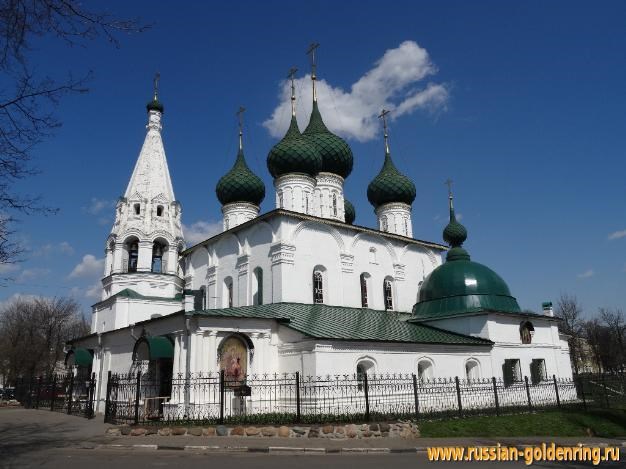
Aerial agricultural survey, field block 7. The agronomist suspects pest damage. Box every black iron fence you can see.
[575,373,626,409]
[14,371,97,419]
[104,370,584,426]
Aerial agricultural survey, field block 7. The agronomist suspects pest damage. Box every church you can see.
[67,59,573,414]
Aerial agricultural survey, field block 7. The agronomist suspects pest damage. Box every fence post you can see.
[577,375,587,411]
[295,371,301,423]
[492,377,500,416]
[35,376,42,409]
[219,369,225,424]
[412,373,420,419]
[67,372,75,415]
[50,374,57,411]
[133,371,141,425]
[553,375,561,408]
[601,373,610,408]
[455,376,463,417]
[363,373,370,422]
[87,372,96,419]
[104,371,113,423]
[524,376,532,410]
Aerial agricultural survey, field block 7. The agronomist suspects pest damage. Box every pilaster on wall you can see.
[269,242,296,303]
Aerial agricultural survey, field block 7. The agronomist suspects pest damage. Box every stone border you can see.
[106,422,420,440]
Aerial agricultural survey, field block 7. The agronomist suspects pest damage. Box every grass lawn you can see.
[419,409,626,438]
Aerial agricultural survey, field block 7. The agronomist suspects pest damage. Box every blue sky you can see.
[2,0,625,318]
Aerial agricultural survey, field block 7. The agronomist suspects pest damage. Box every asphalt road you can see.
[5,448,626,469]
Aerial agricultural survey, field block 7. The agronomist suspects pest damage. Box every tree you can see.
[555,293,584,373]
[0,1,148,274]
[0,296,88,383]
[599,308,626,371]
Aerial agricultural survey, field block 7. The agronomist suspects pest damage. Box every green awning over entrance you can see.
[146,336,174,359]
[68,348,93,367]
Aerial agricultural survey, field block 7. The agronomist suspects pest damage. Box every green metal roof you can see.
[367,150,416,208]
[303,102,353,178]
[189,303,491,346]
[146,97,164,113]
[66,348,93,367]
[216,147,265,206]
[412,196,521,320]
[267,116,322,178]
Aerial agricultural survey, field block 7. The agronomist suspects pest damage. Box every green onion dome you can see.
[216,147,265,206]
[302,102,353,178]
[267,116,322,178]
[344,199,356,225]
[146,97,164,113]
[367,151,416,208]
[412,199,521,318]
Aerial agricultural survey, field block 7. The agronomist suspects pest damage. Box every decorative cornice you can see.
[269,242,296,266]
[340,252,354,273]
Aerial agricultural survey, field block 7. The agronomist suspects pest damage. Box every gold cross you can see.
[236,106,245,133]
[444,178,453,197]
[306,42,320,74]
[378,109,391,134]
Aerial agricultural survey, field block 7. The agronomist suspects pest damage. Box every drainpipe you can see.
[130,323,139,341]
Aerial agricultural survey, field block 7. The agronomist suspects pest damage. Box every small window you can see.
[253,267,263,306]
[417,359,433,381]
[224,277,233,308]
[305,195,309,214]
[530,359,547,385]
[278,192,284,209]
[369,247,377,264]
[156,205,164,217]
[381,216,388,232]
[503,359,522,386]
[520,321,534,344]
[465,359,480,380]
[383,278,393,310]
[404,218,409,235]
[313,270,324,304]
[360,273,369,308]
[332,194,337,216]
[134,203,140,215]
[151,241,166,273]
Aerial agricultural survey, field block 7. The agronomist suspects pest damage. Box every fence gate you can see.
[15,371,97,419]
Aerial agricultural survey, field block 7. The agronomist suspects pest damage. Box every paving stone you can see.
[322,425,334,434]
[292,426,307,435]
[379,423,391,433]
[171,427,187,436]
[158,428,171,436]
[130,428,147,436]
[216,425,228,436]
[278,426,290,437]
[188,427,203,436]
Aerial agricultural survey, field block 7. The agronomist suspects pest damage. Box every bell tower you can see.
[100,75,185,307]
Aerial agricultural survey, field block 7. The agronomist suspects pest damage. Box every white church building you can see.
[68,67,573,415]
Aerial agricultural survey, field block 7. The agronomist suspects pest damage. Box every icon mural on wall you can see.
[219,336,248,386]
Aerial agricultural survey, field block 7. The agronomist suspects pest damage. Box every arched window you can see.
[332,194,337,216]
[360,273,369,307]
[305,194,309,214]
[278,192,284,208]
[356,359,375,391]
[152,240,167,273]
[381,216,388,232]
[404,218,409,236]
[520,321,534,344]
[313,269,324,304]
[134,203,141,215]
[224,277,233,308]
[156,205,164,217]
[253,267,263,306]
[383,278,393,310]
[417,359,434,381]
[126,238,139,273]
[465,359,480,380]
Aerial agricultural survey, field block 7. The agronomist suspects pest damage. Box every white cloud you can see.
[17,268,50,283]
[68,254,104,279]
[85,282,102,300]
[0,292,38,310]
[59,241,74,255]
[34,241,75,257]
[0,263,20,275]
[183,221,222,246]
[85,198,115,215]
[608,230,626,240]
[263,40,449,142]
[577,269,594,279]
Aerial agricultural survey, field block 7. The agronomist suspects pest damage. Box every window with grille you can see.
[503,359,522,386]
[384,278,393,310]
[313,270,324,304]
[530,358,547,384]
[360,273,368,307]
